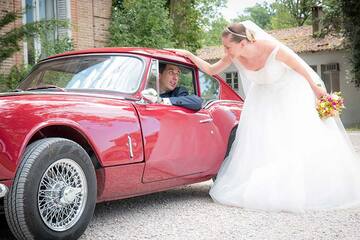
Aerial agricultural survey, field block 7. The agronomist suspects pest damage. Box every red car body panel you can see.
[135,105,225,182]
[0,94,144,172]
[0,48,243,203]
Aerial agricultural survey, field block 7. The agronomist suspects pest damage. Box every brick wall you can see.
[93,0,111,47]
[72,0,111,49]
[0,0,23,74]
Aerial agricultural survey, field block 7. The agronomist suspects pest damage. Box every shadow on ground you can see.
[0,183,210,240]
[0,214,15,240]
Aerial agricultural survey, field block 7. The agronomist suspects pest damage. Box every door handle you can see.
[200,118,213,123]
[127,135,134,159]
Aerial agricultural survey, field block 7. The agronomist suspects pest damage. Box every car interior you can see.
[146,60,196,96]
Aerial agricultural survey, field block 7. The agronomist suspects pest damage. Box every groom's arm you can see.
[167,87,203,111]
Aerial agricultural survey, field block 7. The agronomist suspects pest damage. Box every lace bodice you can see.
[233,46,288,85]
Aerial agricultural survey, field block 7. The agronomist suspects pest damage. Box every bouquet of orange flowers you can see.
[316,92,345,119]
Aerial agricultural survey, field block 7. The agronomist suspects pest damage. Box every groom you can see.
[142,63,203,111]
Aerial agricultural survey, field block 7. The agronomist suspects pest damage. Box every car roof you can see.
[42,47,194,66]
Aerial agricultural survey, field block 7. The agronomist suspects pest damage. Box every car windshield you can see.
[18,55,145,93]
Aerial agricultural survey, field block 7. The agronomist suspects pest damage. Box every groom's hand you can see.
[141,88,162,103]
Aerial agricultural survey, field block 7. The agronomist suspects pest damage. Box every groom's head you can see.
[159,63,181,93]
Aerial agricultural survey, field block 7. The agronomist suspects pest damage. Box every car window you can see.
[146,59,159,91]
[199,71,220,102]
[146,62,195,95]
[178,66,195,95]
[20,55,144,93]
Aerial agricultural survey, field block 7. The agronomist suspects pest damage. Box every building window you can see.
[24,0,70,64]
[321,63,340,92]
[310,65,318,73]
[225,72,239,91]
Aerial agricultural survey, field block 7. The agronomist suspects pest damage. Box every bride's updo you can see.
[222,23,255,43]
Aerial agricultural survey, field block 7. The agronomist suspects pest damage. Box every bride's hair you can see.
[222,23,255,43]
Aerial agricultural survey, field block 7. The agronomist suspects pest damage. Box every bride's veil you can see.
[240,20,355,150]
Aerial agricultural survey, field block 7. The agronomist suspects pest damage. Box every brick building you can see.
[0,0,112,74]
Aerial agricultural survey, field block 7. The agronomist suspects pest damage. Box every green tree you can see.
[232,3,274,30]
[270,2,299,29]
[321,0,342,34]
[112,0,124,8]
[168,0,202,51]
[0,11,66,64]
[242,3,274,29]
[108,0,174,49]
[109,0,227,51]
[202,16,229,46]
[0,11,73,91]
[168,0,227,51]
[341,0,360,87]
[270,0,317,29]
[0,64,32,91]
[195,0,227,29]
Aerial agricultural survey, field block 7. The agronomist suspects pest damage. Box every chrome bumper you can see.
[0,183,8,198]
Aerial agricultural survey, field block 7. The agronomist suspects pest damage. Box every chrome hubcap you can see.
[38,159,87,231]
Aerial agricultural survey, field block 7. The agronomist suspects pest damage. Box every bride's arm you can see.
[170,49,232,76]
[276,48,327,99]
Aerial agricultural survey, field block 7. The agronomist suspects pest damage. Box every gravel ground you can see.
[1,131,360,240]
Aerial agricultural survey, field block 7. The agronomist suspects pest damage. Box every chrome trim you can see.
[0,91,134,101]
[153,59,160,94]
[199,118,213,123]
[0,184,8,198]
[203,99,242,109]
[128,135,134,159]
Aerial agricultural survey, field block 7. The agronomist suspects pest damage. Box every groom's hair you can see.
[159,63,167,74]
[223,23,248,43]
[159,63,181,74]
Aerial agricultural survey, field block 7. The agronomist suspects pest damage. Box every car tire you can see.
[5,138,97,240]
[212,126,238,182]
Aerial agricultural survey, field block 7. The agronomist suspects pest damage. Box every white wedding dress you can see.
[209,45,360,212]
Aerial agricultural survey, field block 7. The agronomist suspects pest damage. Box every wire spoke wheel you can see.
[38,158,88,232]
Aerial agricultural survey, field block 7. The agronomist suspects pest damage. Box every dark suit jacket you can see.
[160,87,203,111]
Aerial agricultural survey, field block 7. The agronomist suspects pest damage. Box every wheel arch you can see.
[24,124,102,169]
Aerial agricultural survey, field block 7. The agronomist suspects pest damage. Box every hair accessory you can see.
[226,27,247,38]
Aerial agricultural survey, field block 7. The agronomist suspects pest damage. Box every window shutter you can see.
[321,63,340,92]
[233,72,239,90]
[225,73,232,86]
[56,0,70,38]
[331,70,340,92]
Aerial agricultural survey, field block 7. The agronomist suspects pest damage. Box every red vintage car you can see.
[0,48,243,239]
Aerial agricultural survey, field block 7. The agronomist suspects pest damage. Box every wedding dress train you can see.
[209,46,360,212]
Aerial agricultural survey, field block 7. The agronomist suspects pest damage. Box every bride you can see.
[173,21,360,212]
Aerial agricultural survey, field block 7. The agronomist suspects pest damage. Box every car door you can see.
[134,60,223,182]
